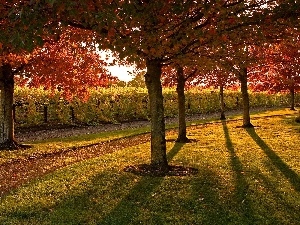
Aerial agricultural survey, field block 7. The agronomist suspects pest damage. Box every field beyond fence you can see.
[14,86,299,127]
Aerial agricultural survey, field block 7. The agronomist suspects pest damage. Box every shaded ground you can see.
[124,164,199,176]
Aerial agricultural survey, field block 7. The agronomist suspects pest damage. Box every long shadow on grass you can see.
[221,121,254,222]
[0,143,185,224]
[190,167,234,224]
[251,167,300,222]
[246,128,300,192]
[99,142,186,225]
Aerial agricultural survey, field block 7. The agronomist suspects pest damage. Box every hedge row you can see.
[14,86,298,127]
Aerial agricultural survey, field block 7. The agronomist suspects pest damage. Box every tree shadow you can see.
[3,167,226,224]
[250,167,300,221]
[3,128,300,224]
[124,141,198,177]
[221,121,254,221]
[246,127,300,192]
[4,142,193,224]
[190,167,238,224]
[99,142,187,224]
[282,114,300,130]
[167,142,184,161]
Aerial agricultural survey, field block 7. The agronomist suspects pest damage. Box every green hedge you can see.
[13,86,298,127]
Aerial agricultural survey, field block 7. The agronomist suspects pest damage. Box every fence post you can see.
[70,106,75,123]
[43,105,48,123]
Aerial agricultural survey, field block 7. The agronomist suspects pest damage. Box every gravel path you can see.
[15,111,230,143]
[15,120,152,143]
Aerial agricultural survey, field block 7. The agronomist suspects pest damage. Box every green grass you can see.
[0,107,295,165]
[0,109,300,224]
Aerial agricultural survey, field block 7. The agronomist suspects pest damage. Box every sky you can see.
[106,65,135,82]
[99,49,135,82]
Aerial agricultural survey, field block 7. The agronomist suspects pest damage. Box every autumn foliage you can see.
[249,40,300,94]
[14,28,118,100]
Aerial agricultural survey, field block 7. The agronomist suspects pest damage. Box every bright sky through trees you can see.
[106,65,134,82]
[99,50,135,82]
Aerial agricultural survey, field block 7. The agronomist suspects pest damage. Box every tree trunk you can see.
[0,64,17,149]
[176,65,189,143]
[144,59,168,170]
[289,87,295,110]
[219,84,226,120]
[238,66,253,128]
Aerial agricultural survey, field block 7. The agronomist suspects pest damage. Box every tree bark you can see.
[176,65,189,143]
[0,64,17,149]
[238,66,253,128]
[219,84,226,120]
[289,87,295,110]
[144,59,168,170]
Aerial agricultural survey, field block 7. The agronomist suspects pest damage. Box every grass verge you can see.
[0,109,299,224]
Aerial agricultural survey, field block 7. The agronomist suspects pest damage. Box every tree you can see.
[198,66,237,120]
[0,52,31,148]
[17,27,117,101]
[219,49,256,127]
[6,0,299,170]
[213,23,271,127]
[0,27,114,149]
[249,39,300,110]
[73,0,298,170]
[0,63,15,148]
[0,0,59,148]
[162,64,201,143]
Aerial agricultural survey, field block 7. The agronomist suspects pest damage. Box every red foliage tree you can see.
[200,66,238,120]
[162,64,199,142]
[16,28,118,101]
[0,0,57,148]
[249,39,300,109]
[0,26,116,148]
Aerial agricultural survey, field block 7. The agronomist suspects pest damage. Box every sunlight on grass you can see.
[0,109,300,224]
[0,108,297,165]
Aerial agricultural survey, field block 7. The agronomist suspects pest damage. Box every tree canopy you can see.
[1,0,299,169]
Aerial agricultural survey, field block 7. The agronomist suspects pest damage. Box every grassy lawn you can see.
[0,107,292,165]
[0,109,300,224]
